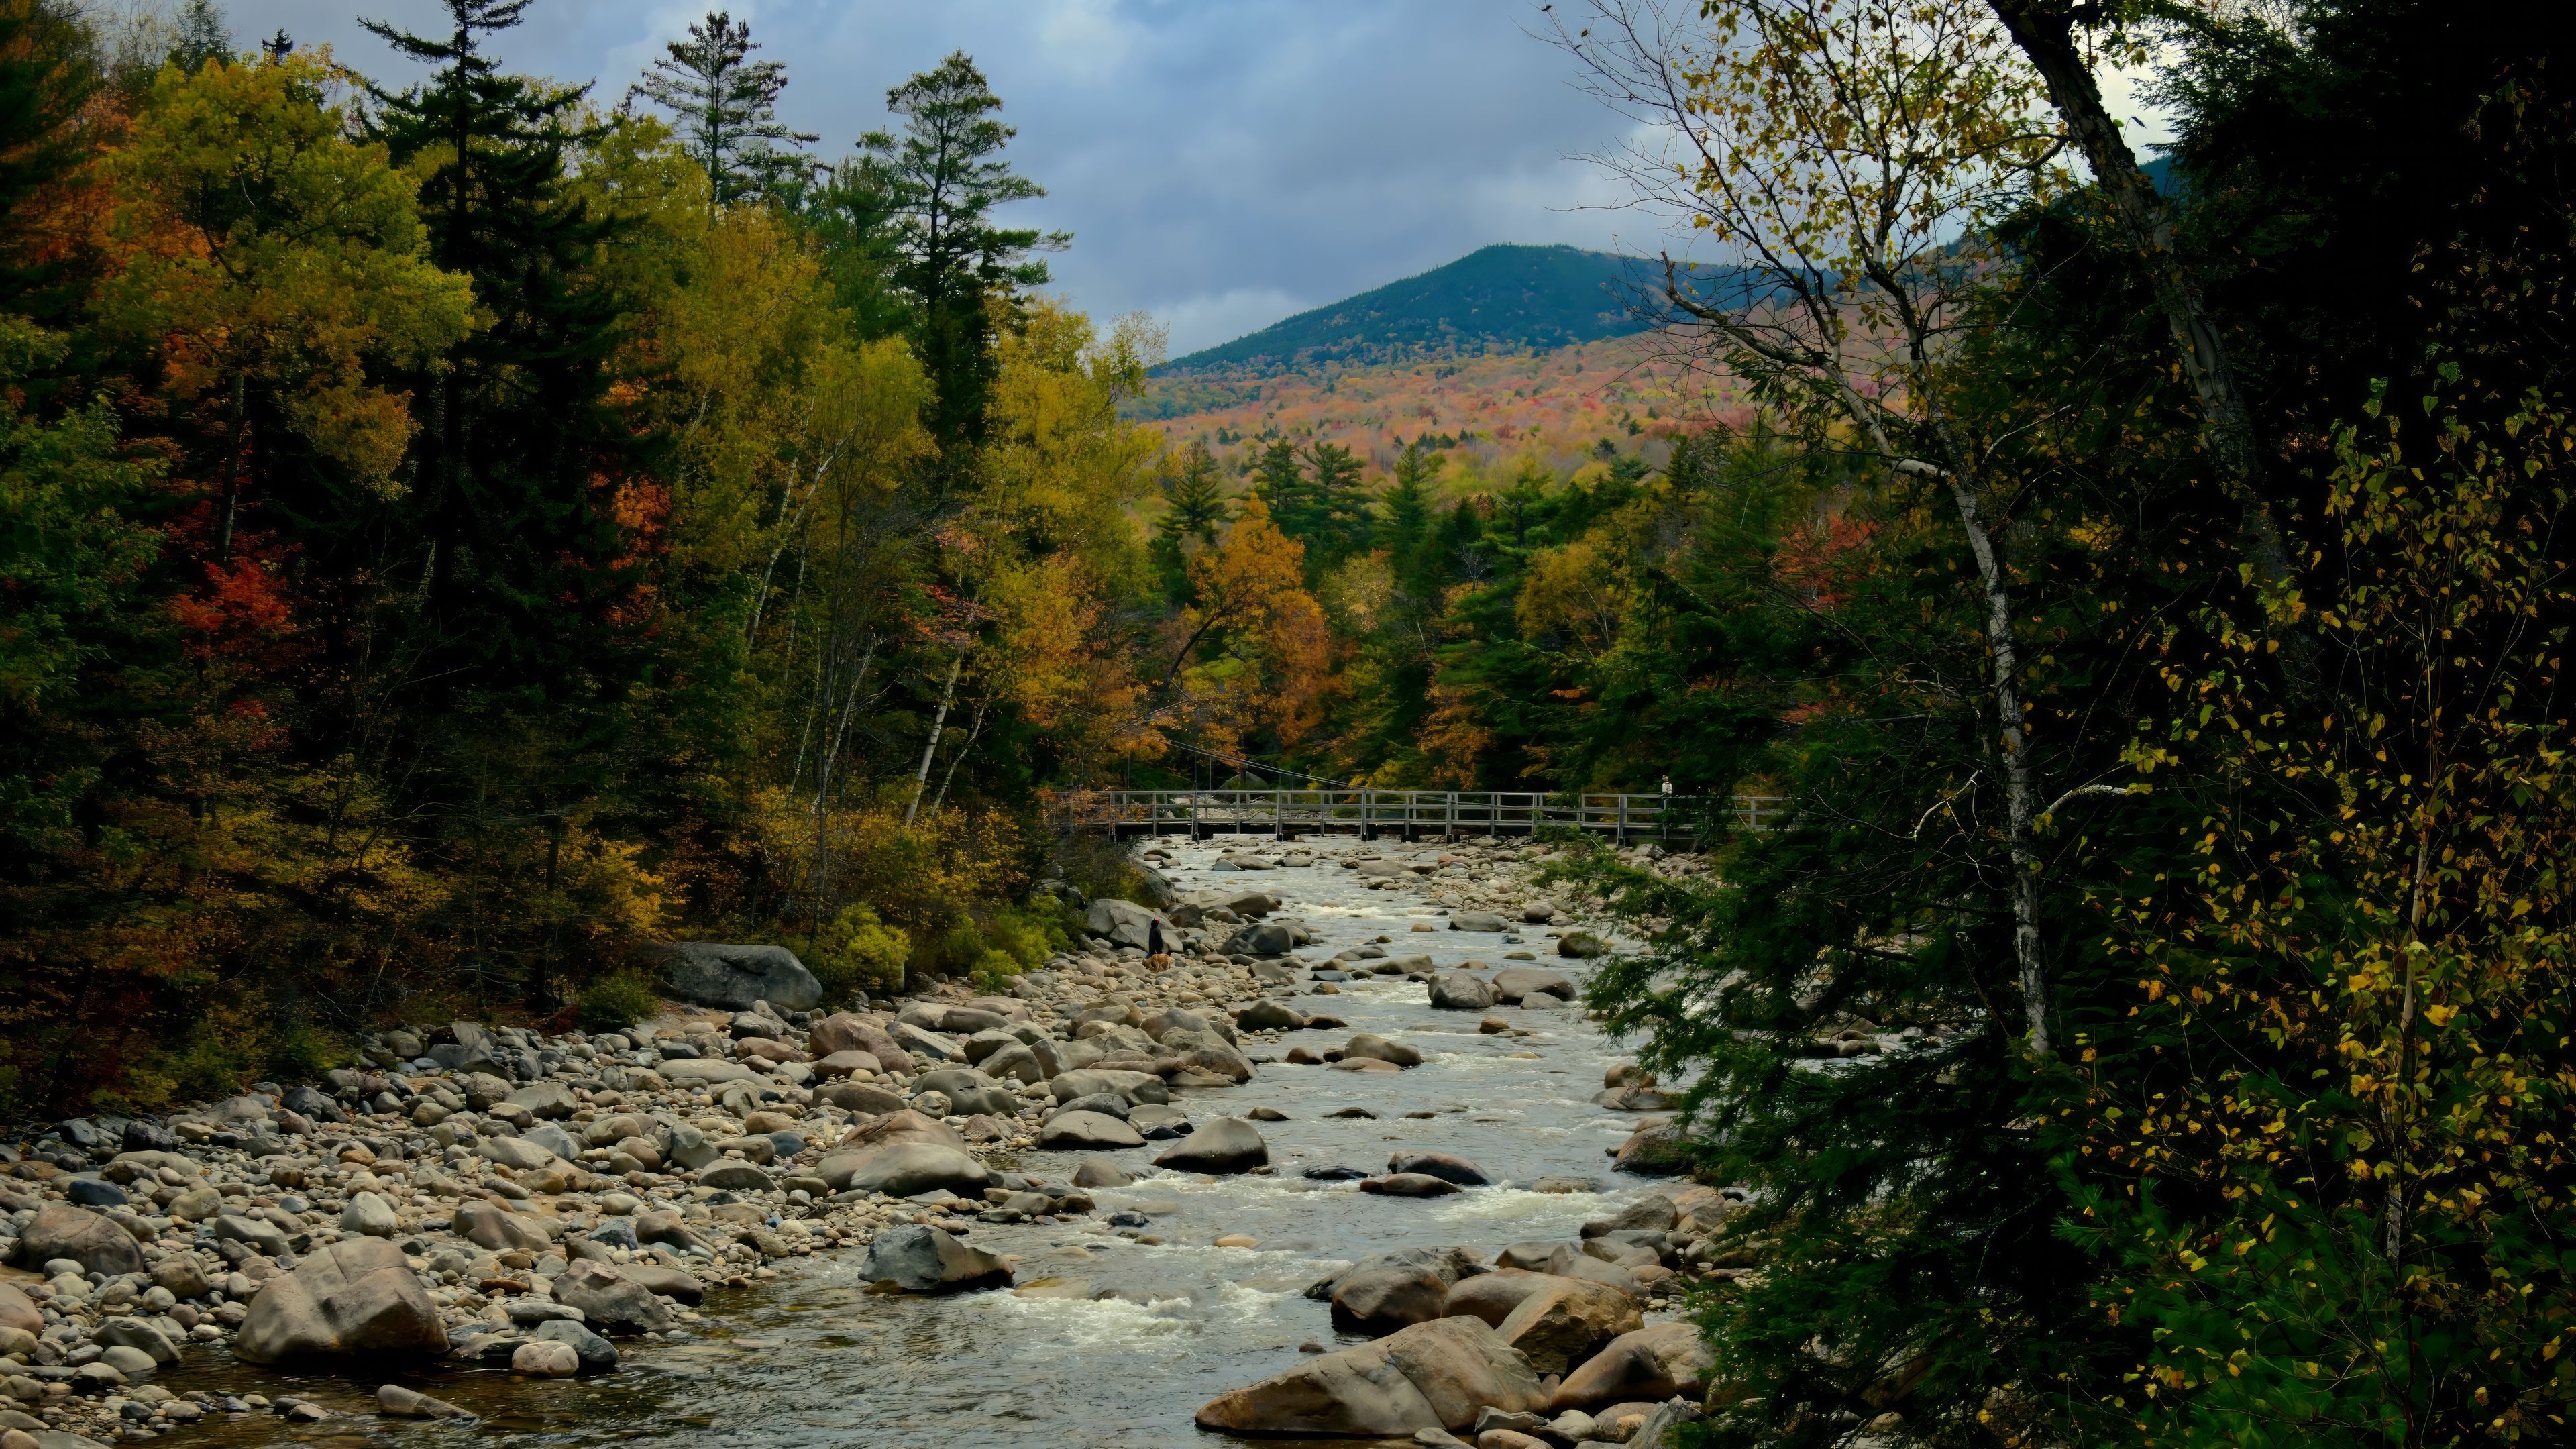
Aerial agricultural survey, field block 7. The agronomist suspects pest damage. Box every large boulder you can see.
[0,1283,40,1334]
[1232,999,1307,1032]
[861,1224,1012,1293]
[1428,972,1497,1010]
[1494,1277,1644,1375]
[1449,911,1511,932]
[232,1238,446,1364]
[18,1205,142,1276]
[1195,1315,1546,1438]
[1491,967,1579,1004]
[1038,1110,1144,1148]
[551,1261,675,1333]
[641,941,821,1012]
[1443,1268,1579,1327]
[1219,922,1297,957]
[1548,1322,1717,1410]
[1330,1264,1451,1334]
[1085,898,1163,951]
[1156,1029,1257,1084]
[1153,1117,1269,1173]
[825,1142,990,1197]
[1308,1246,1489,1302]
[1614,1122,1690,1176]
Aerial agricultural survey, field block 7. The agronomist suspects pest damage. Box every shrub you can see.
[577,971,663,1032]
[800,904,911,1005]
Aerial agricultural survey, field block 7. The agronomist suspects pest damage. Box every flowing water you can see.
[161,838,1663,1448]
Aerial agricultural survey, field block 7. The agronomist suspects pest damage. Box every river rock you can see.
[697,1161,773,1191]
[1221,921,1297,956]
[453,1201,551,1254]
[377,1384,470,1419]
[1389,1150,1491,1186]
[1342,1033,1423,1067]
[1520,901,1558,923]
[861,1224,1013,1293]
[1051,1068,1169,1105]
[1330,1265,1451,1334]
[1490,967,1578,1003]
[1542,1246,1644,1293]
[0,1284,38,1333]
[1557,931,1611,959]
[1449,911,1510,932]
[1548,1323,1715,1409]
[643,941,822,1011]
[621,1262,704,1305]
[1195,1314,1547,1438]
[1493,1277,1644,1375]
[552,1261,674,1333]
[511,1340,580,1377]
[810,1013,912,1072]
[233,1238,445,1363]
[1040,1111,1144,1148]
[17,1206,140,1277]
[1233,999,1307,1031]
[1581,1197,1678,1238]
[532,1318,618,1373]
[1085,898,1163,950]
[1428,972,1497,1010]
[818,1081,908,1115]
[657,1058,761,1087]
[1362,1173,1460,1198]
[1072,1157,1132,1188]
[339,1192,398,1238]
[814,1049,884,1079]
[94,1318,179,1367]
[1443,1269,1576,1327]
[1613,1123,1688,1175]
[1153,1117,1268,1173]
[1311,1246,1490,1301]
[826,1142,990,1197]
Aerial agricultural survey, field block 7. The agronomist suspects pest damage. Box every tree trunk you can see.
[1984,0,2294,598]
[905,651,965,826]
[214,374,246,564]
[928,702,988,818]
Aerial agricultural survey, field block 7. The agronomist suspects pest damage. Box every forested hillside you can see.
[1156,242,1659,376]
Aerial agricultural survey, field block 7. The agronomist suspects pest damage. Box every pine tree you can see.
[1379,437,1444,596]
[859,51,1067,456]
[1157,438,1228,546]
[170,0,229,71]
[627,9,815,206]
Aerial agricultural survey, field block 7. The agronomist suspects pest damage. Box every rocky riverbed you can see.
[0,833,1724,1448]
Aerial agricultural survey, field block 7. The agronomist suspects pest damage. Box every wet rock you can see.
[1520,901,1558,923]
[1039,1111,1144,1149]
[1330,1265,1451,1334]
[1152,1117,1269,1173]
[1310,1246,1489,1301]
[541,1263,659,1335]
[376,1385,470,1419]
[1479,1016,1514,1035]
[1557,932,1611,959]
[1331,1055,1403,1075]
[1389,1151,1491,1186]
[1548,1324,1715,1410]
[1195,1314,1547,1438]
[1342,1034,1423,1067]
[1221,922,1297,957]
[1529,1175,1600,1195]
[1580,1197,1678,1238]
[17,1206,142,1277]
[1450,912,1511,932]
[1071,1157,1133,1188]
[233,1238,446,1364]
[1594,1086,1677,1111]
[1362,1173,1461,1198]
[643,941,822,1012]
[1429,972,1497,1010]
[861,1224,1013,1293]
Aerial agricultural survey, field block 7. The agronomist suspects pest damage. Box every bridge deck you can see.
[1044,790,1782,843]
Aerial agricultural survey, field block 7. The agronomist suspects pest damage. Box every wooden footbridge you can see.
[1044,789,1786,843]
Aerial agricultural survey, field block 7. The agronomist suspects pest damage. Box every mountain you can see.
[1161,244,1660,376]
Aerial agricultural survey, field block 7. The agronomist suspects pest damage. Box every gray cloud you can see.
[209,0,1644,354]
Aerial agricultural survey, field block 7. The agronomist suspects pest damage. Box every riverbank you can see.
[0,833,1712,1448]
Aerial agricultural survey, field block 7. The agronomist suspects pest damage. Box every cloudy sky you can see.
[209,0,1660,357]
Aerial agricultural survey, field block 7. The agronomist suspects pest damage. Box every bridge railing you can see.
[1043,789,1788,841]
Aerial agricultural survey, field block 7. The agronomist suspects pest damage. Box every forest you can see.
[2,0,2573,1441]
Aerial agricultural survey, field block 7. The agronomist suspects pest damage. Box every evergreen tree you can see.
[627,9,815,206]
[859,52,1067,457]
[170,0,229,71]
[1377,438,1444,598]
[0,0,95,325]
[1157,437,1228,546]
[1250,437,1305,526]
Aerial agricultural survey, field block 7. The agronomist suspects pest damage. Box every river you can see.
[159,836,1665,1448]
